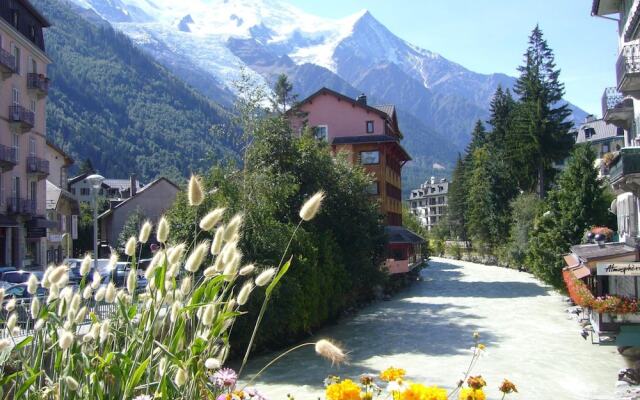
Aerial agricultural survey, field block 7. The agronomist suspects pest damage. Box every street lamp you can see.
[86,174,104,270]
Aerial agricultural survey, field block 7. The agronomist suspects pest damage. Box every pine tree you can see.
[526,144,613,287]
[448,154,469,242]
[466,146,496,249]
[511,25,573,198]
[487,86,516,150]
[271,73,296,114]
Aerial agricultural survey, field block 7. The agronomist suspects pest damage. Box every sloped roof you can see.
[46,180,78,211]
[372,105,395,118]
[98,177,179,219]
[296,87,392,120]
[385,226,426,244]
[570,242,637,263]
[572,118,623,144]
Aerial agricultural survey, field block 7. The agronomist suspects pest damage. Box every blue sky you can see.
[289,0,618,116]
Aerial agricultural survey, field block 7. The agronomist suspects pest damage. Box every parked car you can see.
[1,271,44,285]
[3,283,48,299]
[0,266,16,280]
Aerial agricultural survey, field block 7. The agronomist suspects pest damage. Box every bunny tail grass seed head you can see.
[127,271,137,294]
[30,297,40,319]
[157,216,170,243]
[255,268,276,287]
[168,243,186,265]
[188,175,204,206]
[65,376,79,391]
[175,367,188,387]
[138,220,152,243]
[237,281,253,306]
[59,330,74,350]
[315,339,346,365]
[125,236,137,257]
[6,313,17,332]
[105,282,117,303]
[185,242,209,273]
[80,254,92,276]
[27,273,38,295]
[223,213,243,242]
[211,226,225,255]
[299,191,325,221]
[199,207,226,231]
[205,358,221,370]
[239,264,255,276]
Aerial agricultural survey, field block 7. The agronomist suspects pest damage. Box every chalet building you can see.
[290,87,425,274]
[408,177,448,231]
[45,141,78,264]
[0,0,52,269]
[68,172,144,203]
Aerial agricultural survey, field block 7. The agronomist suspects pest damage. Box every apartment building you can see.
[0,0,51,269]
[409,177,448,231]
[290,88,425,274]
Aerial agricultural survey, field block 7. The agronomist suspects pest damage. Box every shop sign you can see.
[597,262,640,276]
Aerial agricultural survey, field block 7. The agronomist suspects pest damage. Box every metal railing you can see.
[0,48,15,74]
[9,105,34,128]
[617,43,640,88]
[602,87,626,117]
[27,73,49,94]
[6,197,35,215]
[26,156,49,175]
[0,144,17,166]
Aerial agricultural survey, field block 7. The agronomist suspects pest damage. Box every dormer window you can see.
[366,121,374,134]
[584,127,596,139]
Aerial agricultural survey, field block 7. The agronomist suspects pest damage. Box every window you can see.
[30,58,36,74]
[360,151,380,165]
[30,180,36,203]
[313,125,328,141]
[29,137,35,156]
[366,121,374,133]
[365,181,379,195]
[12,134,19,164]
[80,188,90,196]
[584,127,596,139]
[30,99,35,113]
[11,45,20,74]
[617,127,625,136]
[12,87,19,106]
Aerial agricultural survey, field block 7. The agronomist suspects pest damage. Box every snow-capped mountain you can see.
[66,0,587,183]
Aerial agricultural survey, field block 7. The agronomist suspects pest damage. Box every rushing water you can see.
[240,257,626,399]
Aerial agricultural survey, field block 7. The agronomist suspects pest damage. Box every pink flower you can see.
[211,368,238,388]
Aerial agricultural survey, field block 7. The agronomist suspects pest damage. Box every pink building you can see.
[0,0,52,269]
[291,87,425,274]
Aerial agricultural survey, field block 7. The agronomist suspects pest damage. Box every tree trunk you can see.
[537,162,545,199]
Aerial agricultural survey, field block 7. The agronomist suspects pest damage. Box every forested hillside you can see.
[33,0,236,181]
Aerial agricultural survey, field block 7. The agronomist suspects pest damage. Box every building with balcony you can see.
[289,87,425,275]
[68,172,145,204]
[0,0,52,269]
[45,141,78,264]
[408,177,448,231]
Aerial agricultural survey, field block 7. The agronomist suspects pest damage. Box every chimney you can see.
[430,176,436,185]
[130,174,137,197]
[356,93,367,105]
[585,114,596,123]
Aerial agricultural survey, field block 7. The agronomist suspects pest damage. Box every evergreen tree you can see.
[526,144,614,287]
[487,86,516,150]
[271,74,296,115]
[511,25,573,198]
[466,146,496,248]
[448,154,469,242]
[79,158,95,175]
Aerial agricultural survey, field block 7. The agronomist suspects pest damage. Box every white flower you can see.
[386,379,408,393]
[91,270,102,289]
[185,242,209,273]
[239,264,255,276]
[255,268,276,287]
[5,298,16,312]
[157,216,170,243]
[167,243,186,265]
[223,254,240,281]
[211,226,225,255]
[0,338,11,351]
[82,286,93,300]
[201,304,216,326]
[188,175,204,207]
[0,288,4,304]
[42,266,53,288]
[99,320,110,343]
[107,252,119,271]
[6,313,17,332]
[203,266,217,278]
[175,367,188,387]
[65,376,79,391]
[127,271,137,294]
[204,358,221,370]
[223,214,243,242]
[138,220,152,243]
[49,265,67,286]
[59,330,74,350]
[27,274,39,295]
[314,339,346,365]
[237,281,253,306]
[170,301,181,323]
[180,277,192,297]
[74,306,87,324]
[300,191,325,221]
[125,236,137,257]
[34,319,44,331]
[31,297,40,319]
[47,285,59,303]
[105,282,117,303]
[199,208,226,231]
[80,254,92,276]
[95,287,106,302]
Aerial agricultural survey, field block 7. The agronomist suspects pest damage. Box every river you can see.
[240,257,627,399]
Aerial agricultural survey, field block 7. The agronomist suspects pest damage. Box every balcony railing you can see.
[602,87,633,126]
[7,197,35,215]
[617,43,640,93]
[0,48,15,79]
[27,73,49,97]
[26,156,49,177]
[609,147,640,186]
[0,145,17,171]
[8,105,34,132]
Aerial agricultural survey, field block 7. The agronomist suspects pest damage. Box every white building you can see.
[408,177,448,231]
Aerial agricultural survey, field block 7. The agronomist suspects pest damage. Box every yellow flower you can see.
[498,379,518,394]
[325,379,361,400]
[380,367,406,382]
[459,387,486,400]
[400,383,447,400]
[477,344,486,351]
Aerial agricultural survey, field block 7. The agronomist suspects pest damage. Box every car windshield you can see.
[3,272,30,283]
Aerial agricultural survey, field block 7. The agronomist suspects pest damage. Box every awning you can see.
[385,226,426,244]
[564,254,580,268]
[27,217,57,229]
[569,265,591,279]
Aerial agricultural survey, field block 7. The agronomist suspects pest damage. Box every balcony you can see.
[617,43,640,96]
[27,73,49,98]
[609,147,640,193]
[0,145,17,171]
[7,197,35,216]
[0,48,15,79]
[602,87,633,128]
[26,156,49,178]
[8,106,34,133]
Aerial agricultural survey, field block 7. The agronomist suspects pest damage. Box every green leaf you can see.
[15,371,41,399]
[14,336,33,351]
[125,357,149,395]
[266,257,292,297]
